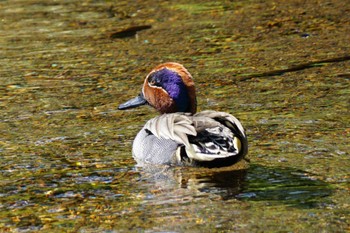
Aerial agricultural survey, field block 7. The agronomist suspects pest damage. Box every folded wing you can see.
[143,111,248,167]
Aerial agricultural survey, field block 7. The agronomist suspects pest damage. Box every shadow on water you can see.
[137,162,333,208]
[237,164,334,208]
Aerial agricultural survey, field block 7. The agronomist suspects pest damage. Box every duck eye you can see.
[148,73,162,87]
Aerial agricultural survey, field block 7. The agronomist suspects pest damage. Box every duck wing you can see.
[143,113,197,147]
[180,110,248,167]
[136,111,247,167]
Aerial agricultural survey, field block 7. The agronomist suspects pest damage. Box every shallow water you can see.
[0,0,349,232]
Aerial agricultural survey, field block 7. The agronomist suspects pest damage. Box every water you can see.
[0,0,349,232]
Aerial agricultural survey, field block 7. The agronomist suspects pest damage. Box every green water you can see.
[0,0,349,232]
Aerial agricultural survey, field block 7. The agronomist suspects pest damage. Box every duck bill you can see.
[118,93,147,110]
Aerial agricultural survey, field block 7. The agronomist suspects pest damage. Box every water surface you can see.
[0,0,349,232]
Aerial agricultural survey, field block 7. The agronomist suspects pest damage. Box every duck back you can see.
[132,111,247,168]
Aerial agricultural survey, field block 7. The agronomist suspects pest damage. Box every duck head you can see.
[118,62,197,114]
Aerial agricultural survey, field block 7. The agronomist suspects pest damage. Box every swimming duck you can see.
[118,62,248,168]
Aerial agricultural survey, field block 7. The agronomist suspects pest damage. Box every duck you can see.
[118,62,248,168]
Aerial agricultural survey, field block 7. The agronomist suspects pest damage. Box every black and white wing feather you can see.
[136,111,247,167]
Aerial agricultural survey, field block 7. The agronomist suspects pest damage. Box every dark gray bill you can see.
[118,93,147,110]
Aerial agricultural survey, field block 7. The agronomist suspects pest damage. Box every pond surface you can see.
[0,0,349,232]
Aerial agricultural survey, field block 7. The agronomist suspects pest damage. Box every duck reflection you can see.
[134,162,333,208]
[179,168,247,200]
[136,161,248,201]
